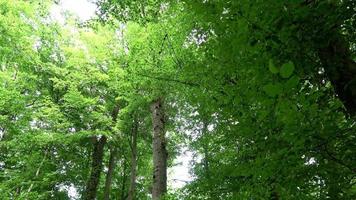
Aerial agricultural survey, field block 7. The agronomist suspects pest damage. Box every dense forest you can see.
[0,0,355,199]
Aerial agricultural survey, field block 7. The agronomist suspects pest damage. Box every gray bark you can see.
[120,157,128,200]
[103,147,117,200]
[103,103,121,200]
[127,118,138,200]
[151,98,167,200]
[84,136,107,200]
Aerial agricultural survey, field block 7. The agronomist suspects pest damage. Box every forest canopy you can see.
[0,0,355,199]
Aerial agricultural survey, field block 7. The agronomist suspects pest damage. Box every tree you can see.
[0,0,355,199]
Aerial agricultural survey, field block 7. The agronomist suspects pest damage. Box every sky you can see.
[50,0,97,23]
[50,0,193,196]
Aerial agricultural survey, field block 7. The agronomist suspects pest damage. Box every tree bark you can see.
[151,98,167,200]
[103,147,117,200]
[102,103,121,200]
[318,32,356,116]
[201,121,210,180]
[84,135,107,200]
[120,157,128,200]
[127,118,138,200]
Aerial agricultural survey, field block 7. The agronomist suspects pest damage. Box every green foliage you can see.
[263,83,283,97]
[280,61,295,79]
[268,59,279,74]
[0,0,355,199]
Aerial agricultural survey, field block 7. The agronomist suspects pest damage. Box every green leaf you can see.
[285,75,300,90]
[263,83,283,97]
[280,61,295,78]
[268,59,279,74]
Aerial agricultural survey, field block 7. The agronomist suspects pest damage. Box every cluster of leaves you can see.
[0,0,355,200]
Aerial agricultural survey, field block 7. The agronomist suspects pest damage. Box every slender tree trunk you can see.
[203,145,210,178]
[151,98,167,200]
[201,121,210,180]
[127,119,138,200]
[102,103,121,200]
[120,157,128,200]
[103,147,117,200]
[84,136,107,200]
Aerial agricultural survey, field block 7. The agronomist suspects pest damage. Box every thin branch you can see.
[27,149,49,194]
[325,148,355,173]
[171,178,190,183]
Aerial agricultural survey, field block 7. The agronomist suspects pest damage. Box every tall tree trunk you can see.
[120,156,128,200]
[84,136,107,200]
[103,147,117,200]
[151,98,167,200]
[127,118,138,200]
[201,121,210,180]
[318,32,356,116]
[103,103,121,200]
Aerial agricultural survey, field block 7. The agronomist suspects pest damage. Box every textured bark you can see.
[127,119,138,200]
[151,98,167,200]
[318,33,356,116]
[102,103,121,200]
[103,148,117,200]
[84,136,107,200]
[120,157,128,200]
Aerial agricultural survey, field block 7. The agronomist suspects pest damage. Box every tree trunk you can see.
[120,157,128,200]
[202,121,210,180]
[318,32,356,116]
[103,103,121,200]
[151,98,167,200]
[84,136,107,200]
[127,118,138,200]
[103,147,117,200]
[271,191,279,200]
